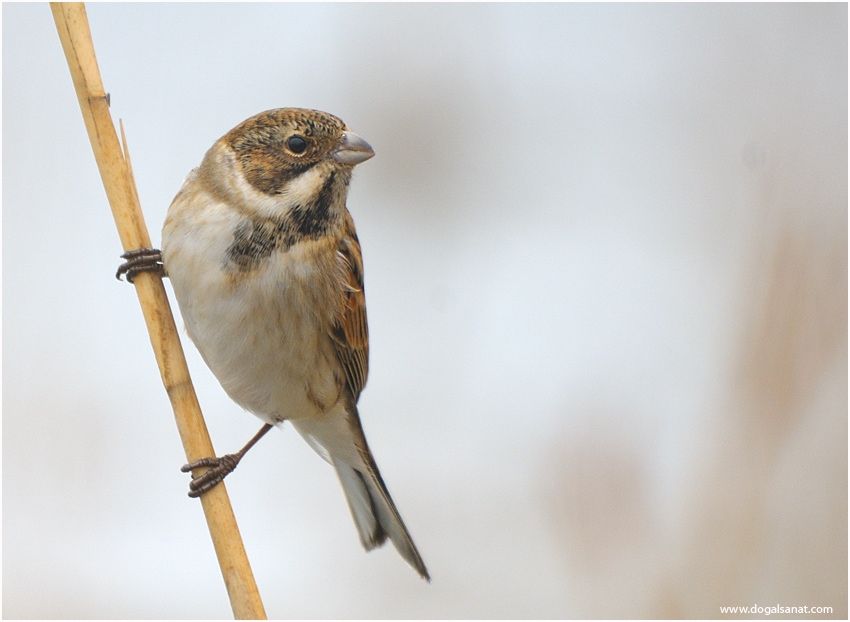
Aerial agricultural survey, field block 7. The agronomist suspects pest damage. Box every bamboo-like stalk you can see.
[50,4,267,619]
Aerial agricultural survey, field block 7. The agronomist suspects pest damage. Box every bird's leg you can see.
[116,248,165,283]
[181,423,274,498]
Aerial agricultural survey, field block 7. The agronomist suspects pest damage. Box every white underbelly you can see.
[166,243,342,424]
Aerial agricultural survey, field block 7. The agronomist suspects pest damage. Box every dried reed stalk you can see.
[50,3,266,618]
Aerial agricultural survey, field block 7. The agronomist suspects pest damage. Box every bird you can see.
[116,108,429,580]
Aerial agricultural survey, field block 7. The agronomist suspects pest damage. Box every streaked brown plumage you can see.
[118,108,428,580]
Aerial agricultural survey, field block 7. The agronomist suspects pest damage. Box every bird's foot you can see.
[181,454,241,498]
[116,248,164,283]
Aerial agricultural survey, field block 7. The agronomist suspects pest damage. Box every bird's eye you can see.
[286,135,308,154]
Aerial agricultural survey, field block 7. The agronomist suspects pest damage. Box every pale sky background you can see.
[3,3,847,619]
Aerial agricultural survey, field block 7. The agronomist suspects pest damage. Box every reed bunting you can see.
[117,108,428,580]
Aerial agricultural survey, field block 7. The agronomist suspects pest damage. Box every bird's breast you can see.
[163,186,345,423]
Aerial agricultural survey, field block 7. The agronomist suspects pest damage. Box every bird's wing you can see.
[329,209,369,400]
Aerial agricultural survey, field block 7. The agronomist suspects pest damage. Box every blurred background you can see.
[3,3,846,618]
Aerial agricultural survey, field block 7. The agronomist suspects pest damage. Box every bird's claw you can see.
[116,248,164,283]
[181,453,241,498]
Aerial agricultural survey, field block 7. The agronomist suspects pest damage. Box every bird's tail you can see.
[333,454,429,580]
[292,407,429,580]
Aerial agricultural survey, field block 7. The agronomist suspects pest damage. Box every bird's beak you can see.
[332,132,375,165]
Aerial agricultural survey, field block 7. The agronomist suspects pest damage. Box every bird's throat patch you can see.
[225,172,343,272]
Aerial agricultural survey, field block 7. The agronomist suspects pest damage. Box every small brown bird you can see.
[118,108,428,580]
